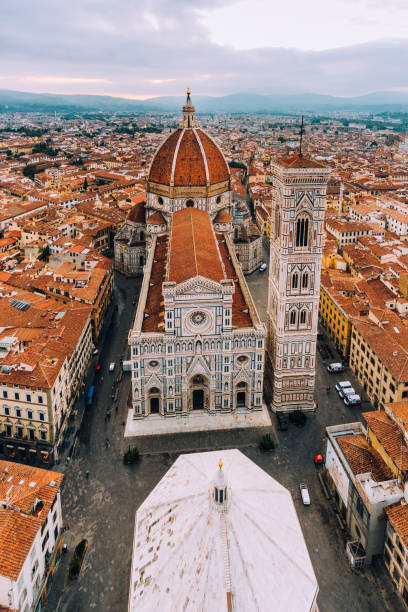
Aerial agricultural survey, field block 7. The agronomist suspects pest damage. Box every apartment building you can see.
[0,285,92,463]
[319,271,368,358]
[384,499,408,608]
[0,461,64,612]
[350,316,408,410]
[32,260,112,341]
[325,422,402,566]
[363,402,408,484]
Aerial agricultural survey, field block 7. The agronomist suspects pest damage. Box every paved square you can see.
[124,404,271,437]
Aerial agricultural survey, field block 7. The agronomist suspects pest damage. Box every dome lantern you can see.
[213,458,228,507]
[180,88,198,128]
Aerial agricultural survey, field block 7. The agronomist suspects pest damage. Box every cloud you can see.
[0,0,407,97]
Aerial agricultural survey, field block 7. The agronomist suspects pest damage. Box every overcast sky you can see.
[1,0,407,98]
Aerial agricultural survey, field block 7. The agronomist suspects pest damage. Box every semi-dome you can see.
[148,91,230,190]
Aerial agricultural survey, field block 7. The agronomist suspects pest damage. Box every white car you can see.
[109,362,115,372]
[335,381,353,397]
[300,483,310,506]
[259,263,267,272]
[92,348,98,356]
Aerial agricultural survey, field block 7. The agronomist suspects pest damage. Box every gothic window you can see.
[296,216,309,247]
[290,311,297,325]
[216,196,221,204]
[292,273,299,289]
[140,231,145,241]
[302,272,309,289]
[158,196,163,205]
[275,206,281,239]
[300,310,307,325]
[234,228,239,240]
[139,255,144,266]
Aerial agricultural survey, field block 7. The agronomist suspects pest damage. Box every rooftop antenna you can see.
[299,115,305,157]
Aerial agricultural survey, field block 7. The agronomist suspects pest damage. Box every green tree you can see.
[38,245,50,262]
[83,177,88,191]
[22,164,38,180]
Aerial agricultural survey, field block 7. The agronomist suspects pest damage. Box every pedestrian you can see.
[85,470,89,479]
[65,456,70,466]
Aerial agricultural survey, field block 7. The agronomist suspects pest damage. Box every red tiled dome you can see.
[148,127,230,187]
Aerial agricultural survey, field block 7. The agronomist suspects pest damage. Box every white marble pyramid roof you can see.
[128,449,318,612]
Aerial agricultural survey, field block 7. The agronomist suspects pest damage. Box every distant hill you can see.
[0,89,408,113]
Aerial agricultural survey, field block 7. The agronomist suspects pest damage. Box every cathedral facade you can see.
[266,155,331,412]
[114,92,262,276]
[129,206,266,418]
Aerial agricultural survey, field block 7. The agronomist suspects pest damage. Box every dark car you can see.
[276,412,289,431]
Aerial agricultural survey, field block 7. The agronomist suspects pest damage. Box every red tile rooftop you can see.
[169,207,224,285]
[275,153,327,169]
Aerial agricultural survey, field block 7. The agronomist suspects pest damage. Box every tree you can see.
[370,141,378,148]
[22,164,38,180]
[83,177,88,191]
[38,245,50,262]
[278,136,285,143]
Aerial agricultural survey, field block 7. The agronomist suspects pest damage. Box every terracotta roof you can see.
[169,208,224,284]
[146,211,166,225]
[0,460,63,580]
[363,410,408,471]
[214,209,233,223]
[148,128,229,187]
[337,434,393,482]
[275,153,326,169]
[128,201,146,224]
[385,501,408,549]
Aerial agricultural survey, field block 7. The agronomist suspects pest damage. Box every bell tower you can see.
[266,154,331,413]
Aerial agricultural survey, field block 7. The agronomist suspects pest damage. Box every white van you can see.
[335,381,352,397]
[259,263,267,272]
[300,483,310,506]
[327,363,345,374]
[109,362,115,372]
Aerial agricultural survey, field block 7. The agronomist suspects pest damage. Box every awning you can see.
[18,447,26,451]
[6,444,14,449]
[40,450,49,456]
[29,448,37,453]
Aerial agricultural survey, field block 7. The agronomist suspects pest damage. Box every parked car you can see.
[109,362,116,372]
[300,483,311,506]
[327,362,345,374]
[344,394,361,407]
[259,263,267,272]
[335,381,353,396]
[276,412,289,431]
[339,386,355,399]
[95,363,101,371]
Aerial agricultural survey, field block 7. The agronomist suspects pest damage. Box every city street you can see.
[44,266,404,612]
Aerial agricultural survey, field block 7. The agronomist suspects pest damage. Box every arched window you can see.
[302,272,308,289]
[300,310,306,325]
[186,200,194,207]
[292,273,298,289]
[140,231,145,241]
[290,311,297,325]
[296,216,309,247]
[216,196,221,204]
[158,196,163,205]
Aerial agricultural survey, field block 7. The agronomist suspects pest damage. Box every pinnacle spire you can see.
[180,88,198,128]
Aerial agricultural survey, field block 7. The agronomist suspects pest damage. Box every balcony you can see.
[346,540,366,568]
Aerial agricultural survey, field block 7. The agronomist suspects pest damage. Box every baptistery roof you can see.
[148,91,230,190]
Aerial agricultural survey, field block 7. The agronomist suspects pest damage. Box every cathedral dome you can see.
[147,91,230,192]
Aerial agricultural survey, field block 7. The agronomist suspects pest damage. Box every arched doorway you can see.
[236,381,248,408]
[190,375,208,410]
[148,387,160,414]
[186,200,194,207]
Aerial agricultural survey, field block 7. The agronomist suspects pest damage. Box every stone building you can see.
[128,206,266,420]
[266,154,331,412]
[114,201,146,276]
[114,91,262,277]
